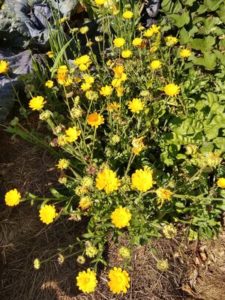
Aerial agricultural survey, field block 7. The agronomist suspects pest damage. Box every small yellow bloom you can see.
[156,259,169,272]
[100,85,113,97]
[76,269,97,293]
[33,258,41,270]
[156,188,173,200]
[116,86,124,97]
[128,98,144,114]
[74,55,91,66]
[111,206,131,229]
[56,158,70,170]
[57,65,69,85]
[82,74,94,84]
[39,204,57,225]
[45,80,54,88]
[107,102,120,112]
[132,37,142,47]
[85,245,98,257]
[119,247,131,259]
[80,26,89,34]
[162,224,177,239]
[113,37,125,48]
[108,267,130,294]
[165,36,178,46]
[121,49,132,58]
[81,82,92,91]
[144,24,160,37]
[95,0,105,5]
[77,256,86,264]
[87,112,104,128]
[46,51,54,58]
[131,166,153,192]
[58,17,68,24]
[132,137,145,155]
[217,178,225,188]
[0,60,9,74]
[122,10,133,19]
[164,83,180,97]
[5,189,21,206]
[79,196,92,210]
[85,90,98,101]
[29,96,46,111]
[180,48,192,58]
[150,60,162,70]
[113,65,124,78]
[65,126,81,143]
[96,167,120,194]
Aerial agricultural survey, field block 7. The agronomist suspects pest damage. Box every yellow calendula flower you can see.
[81,176,94,188]
[162,224,177,239]
[180,48,192,58]
[107,102,121,112]
[165,36,178,46]
[39,204,57,225]
[143,24,160,38]
[76,269,97,293]
[217,177,225,188]
[82,74,94,84]
[131,166,153,192]
[164,83,180,97]
[122,10,133,19]
[113,37,125,48]
[96,167,120,194]
[111,206,131,228]
[45,80,54,88]
[80,26,89,34]
[57,65,69,85]
[128,98,144,114]
[0,60,9,74]
[85,245,98,258]
[57,135,67,146]
[132,37,142,47]
[108,267,130,294]
[5,189,21,207]
[113,65,124,77]
[112,78,122,88]
[116,86,124,97]
[132,137,145,155]
[150,60,162,70]
[87,112,104,128]
[85,90,98,101]
[100,85,113,97]
[74,55,91,67]
[79,196,92,210]
[65,126,81,143]
[95,0,105,5]
[121,49,132,58]
[29,96,46,111]
[156,188,173,200]
[46,51,54,58]
[81,82,92,91]
[56,158,70,170]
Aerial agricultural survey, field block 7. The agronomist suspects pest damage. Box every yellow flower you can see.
[131,166,153,192]
[80,26,89,34]
[150,60,162,70]
[85,90,98,101]
[96,167,120,194]
[46,51,54,58]
[79,196,92,210]
[56,158,70,170]
[113,37,125,48]
[58,17,68,24]
[112,78,122,88]
[132,137,145,155]
[156,259,169,272]
[116,86,124,97]
[45,80,54,88]
[149,42,159,53]
[107,102,120,112]
[77,256,86,264]
[144,24,160,37]
[39,204,57,225]
[162,224,177,239]
[0,60,9,74]
[33,258,41,270]
[65,126,81,143]
[108,267,130,294]
[29,96,46,111]
[113,65,124,78]
[128,98,144,114]
[74,55,91,66]
[76,269,97,293]
[85,245,98,257]
[217,178,225,188]
[165,36,178,46]
[164,83,180,97]
[5,189,21,206]
[118,247,131,259]
[180,48,191,58]
[87,112,104,128]
[82,74,95,84]
[111,206,131,228]
[57,65,69,85]
[132,37,142,47]
[95,0,105,5]
[81,176,94,188]
[100,85,113,97]
[58,135,67,146]
[122,10,133,19]
[156,188,173,200]
[121,49,132,58]
[81,82,91,91]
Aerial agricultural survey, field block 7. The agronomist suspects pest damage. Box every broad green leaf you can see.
[170,11,190,28]
[214,137,225,151]
[204,0,223,11]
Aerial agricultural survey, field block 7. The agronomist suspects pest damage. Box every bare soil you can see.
[1,130,225,300]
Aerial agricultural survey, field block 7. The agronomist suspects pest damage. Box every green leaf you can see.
[204,0,223,11]
[192,52,217,70]
[170,11,190,28]
[190,36,216,52]
[213,137,225,151]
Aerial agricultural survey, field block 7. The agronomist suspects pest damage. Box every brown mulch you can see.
[1,130,225,300]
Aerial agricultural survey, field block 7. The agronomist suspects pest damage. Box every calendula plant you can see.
[4,0,225,295]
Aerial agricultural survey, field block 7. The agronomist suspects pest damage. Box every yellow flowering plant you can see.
[6,0,225,294]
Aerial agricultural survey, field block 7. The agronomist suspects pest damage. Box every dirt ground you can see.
[1,129,225,300]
